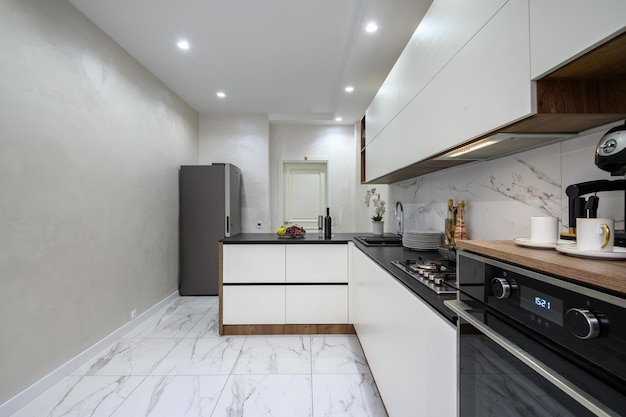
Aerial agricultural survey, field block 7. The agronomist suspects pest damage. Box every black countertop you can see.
[222,232,356,244]
[222,233,457,325]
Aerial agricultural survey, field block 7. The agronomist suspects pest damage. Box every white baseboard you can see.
[0,290,180,417]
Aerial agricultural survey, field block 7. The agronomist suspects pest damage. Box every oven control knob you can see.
[565,308,601,340]
[491,277,515,299]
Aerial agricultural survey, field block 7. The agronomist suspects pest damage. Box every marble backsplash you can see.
[389,121,626,241]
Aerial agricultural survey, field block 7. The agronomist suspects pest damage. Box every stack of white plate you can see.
[402,230,443,250]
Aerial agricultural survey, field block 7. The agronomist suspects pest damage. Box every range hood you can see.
[434,132,576,161]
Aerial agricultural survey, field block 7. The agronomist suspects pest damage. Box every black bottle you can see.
[324,207,332,239]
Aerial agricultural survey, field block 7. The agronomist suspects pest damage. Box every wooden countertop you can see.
[456,240,626,296]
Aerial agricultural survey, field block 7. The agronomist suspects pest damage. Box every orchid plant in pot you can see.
[363,188,386,235]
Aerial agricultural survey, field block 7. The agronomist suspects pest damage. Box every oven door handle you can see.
[444,299,618,417]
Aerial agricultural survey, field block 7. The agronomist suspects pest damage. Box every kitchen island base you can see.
[220,241,351,333]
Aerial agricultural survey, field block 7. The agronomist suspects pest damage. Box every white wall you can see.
[0,0,198,404]
[389,122,625,240]
[198,114,271,233]
[269,124,358,232]
[198,120,363,234]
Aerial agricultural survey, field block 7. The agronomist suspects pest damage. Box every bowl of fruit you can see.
[277,225,306,238]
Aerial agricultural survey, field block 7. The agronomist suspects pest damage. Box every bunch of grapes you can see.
[286,225,306,237]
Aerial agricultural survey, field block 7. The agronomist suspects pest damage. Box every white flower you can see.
[363,188,385,221]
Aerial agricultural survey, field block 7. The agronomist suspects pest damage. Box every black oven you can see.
[445,251,626,417]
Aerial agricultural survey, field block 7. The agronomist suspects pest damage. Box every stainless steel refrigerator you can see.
[179,163,242,295]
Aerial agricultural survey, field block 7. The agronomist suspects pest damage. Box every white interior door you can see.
[283,162,327,230]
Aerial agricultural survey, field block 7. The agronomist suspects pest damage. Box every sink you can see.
[354,235,403,247]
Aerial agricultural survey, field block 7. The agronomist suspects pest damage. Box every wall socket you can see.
[130,309,137,320]
[256,221,262,229]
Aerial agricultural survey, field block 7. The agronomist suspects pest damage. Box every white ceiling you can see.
[68,0,432,125]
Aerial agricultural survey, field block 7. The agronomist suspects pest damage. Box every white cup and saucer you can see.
[556,218,626,259]
[514,216,560,249]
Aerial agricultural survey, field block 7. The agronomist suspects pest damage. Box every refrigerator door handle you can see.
[226,216,230,234]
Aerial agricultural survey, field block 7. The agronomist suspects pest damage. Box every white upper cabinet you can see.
[366,0,507,146]
[394,0,508,116]
[530,0,626,79]
[365,72,401,147]
[366,0,530,181]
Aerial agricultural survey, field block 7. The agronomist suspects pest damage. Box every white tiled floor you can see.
[10,296,387,417]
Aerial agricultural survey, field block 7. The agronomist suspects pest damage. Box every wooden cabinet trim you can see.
[222,324,355,336]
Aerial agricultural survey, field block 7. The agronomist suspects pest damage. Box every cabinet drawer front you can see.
[222,285,285,324]
[286,245,348,283]
[285,285,348,324]
[223,244,285,283]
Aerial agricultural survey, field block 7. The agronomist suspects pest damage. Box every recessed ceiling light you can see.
[335,117,343,122]
[345,86,354,93]
[216,91,226,98]
[365,22,378,33]
[177,40,190,50]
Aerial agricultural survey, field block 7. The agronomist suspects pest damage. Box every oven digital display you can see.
[519,286,563,326]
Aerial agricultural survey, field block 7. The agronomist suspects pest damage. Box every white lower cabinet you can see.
[285,285,348,324]
[221,243,349,326]
[427,304,457,417]
[286,244,348,283]
[222,244,286,283]
[222,285,285,324]
[350,246,456,417]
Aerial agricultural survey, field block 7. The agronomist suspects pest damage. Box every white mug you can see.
[576,218,614,252]
[530,216,558,243]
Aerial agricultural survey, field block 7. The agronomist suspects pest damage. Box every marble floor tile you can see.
[312,335,371,374]
[161,296,218,316]
[10,375,143,417]
[72,338,180,376]
[312,374,388,417]
[186,295,219,311]
[123,313,202,339]
[109,375,228,417]
[151,337,245,375]
[185,311,220,339]
[11,296,385,417]
[232,335,311,375]
[211,374,313,417]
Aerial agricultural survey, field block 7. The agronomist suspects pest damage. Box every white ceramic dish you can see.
[513,237,568,249]
[555,244,626,260]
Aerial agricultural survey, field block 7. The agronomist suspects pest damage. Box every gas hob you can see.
[391,259,458,295]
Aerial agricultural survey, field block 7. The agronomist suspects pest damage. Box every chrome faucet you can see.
[395,201,404,236]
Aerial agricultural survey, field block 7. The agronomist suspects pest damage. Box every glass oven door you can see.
[446,299,624,417]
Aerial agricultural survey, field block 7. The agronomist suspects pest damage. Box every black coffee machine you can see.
[564,122,626,247]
